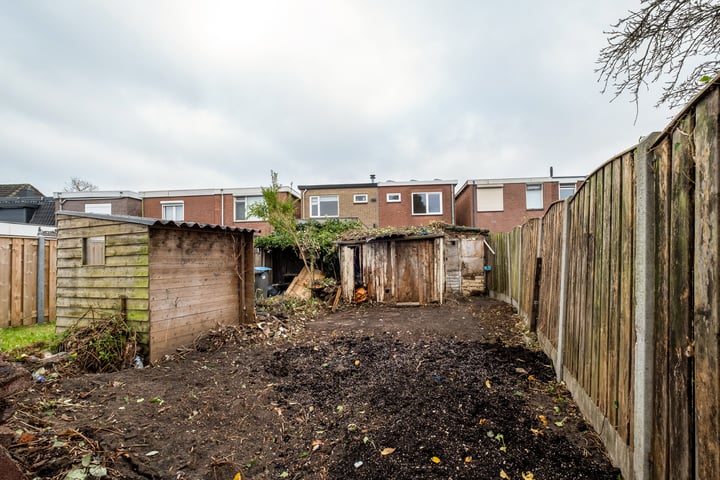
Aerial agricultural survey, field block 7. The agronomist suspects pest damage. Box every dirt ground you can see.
[2,296,620,479]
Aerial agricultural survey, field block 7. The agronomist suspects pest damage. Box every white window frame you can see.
[309,195,339,218]
[412,192,443,215]
[234,195,264,221]
[161,201,184,221]
[526,184,543,210]
[386,193,401,203]
[559,183,576,200]
[353,194,368,204]
[84,203,112,215]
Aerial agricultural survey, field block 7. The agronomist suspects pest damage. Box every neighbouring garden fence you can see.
[486,76,720,480]
[0,235,57,327]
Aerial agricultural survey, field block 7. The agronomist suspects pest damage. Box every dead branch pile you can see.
[190,314,306,354]
[57,315,138,373]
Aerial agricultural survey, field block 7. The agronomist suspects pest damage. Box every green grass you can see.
[0,323,57,353]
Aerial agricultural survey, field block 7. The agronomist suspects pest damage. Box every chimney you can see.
[370,174,376,183]
[550,166,554,178]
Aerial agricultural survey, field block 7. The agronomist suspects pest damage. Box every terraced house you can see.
[297,178,457,228]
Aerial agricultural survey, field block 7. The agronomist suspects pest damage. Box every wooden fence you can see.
[486,77,720,480]
[0,235,57,327]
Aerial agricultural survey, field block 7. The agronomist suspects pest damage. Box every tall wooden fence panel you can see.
[0,236,57,327]
[487,76,720,480]
[519,218,540,326]
[536,201,564,358]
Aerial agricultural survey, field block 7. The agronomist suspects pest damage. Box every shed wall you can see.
[55,216,150,337]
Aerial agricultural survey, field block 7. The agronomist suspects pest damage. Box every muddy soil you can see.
[3,297,619,479]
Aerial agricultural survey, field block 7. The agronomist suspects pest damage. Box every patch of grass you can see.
[0,323,57,353]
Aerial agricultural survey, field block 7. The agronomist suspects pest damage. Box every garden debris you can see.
[0,361,31,399]
[57,314,139,373]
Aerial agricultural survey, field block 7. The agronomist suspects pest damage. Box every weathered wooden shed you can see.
[55,211,255,362]
[338,232,445,305]
[442,225,488,296]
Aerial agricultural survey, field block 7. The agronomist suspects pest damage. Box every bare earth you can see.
[3,296,620,479]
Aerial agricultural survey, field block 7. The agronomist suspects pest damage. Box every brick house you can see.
[377,180,456,227]
[297,183,380,227]
[54,191,143,217]
[455,176,585,233]
[298,179,457,228]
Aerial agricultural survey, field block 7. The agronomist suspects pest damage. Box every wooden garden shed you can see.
[338,232,445,305]
[443,225,488,296]
[55,211,255,362]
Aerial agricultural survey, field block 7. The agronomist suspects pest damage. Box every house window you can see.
[559,183,576,200]
[353,194,368,204]
[526,184,543,210]
[386,193,401,203]
[84,203,112,214]
[234,196,263,221]
[310,195,339,217]
[476,186,504,212]
[161,201,184,221]
[83,236,105,265]
[412,192,442,215]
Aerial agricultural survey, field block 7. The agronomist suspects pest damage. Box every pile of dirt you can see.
[3,297,620,479]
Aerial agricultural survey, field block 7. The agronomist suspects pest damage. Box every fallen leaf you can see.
[500,469,511,479]
[380,447,396,456]
[464,456,472,463]
[527,375,536,381]
[485,379,492,388]
[233,474,242,480]
[146,450,159,456]
[431,456,441,464]
[479,418,488,425]
[354,359,360,366]
[530,428,543,436]
[522,472,534,480]
[554,418,566,427]
[515,367,528,374]
[538,415,548,426]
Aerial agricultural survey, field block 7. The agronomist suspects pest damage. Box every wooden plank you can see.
[692,86,720,480]
[56,222,148,239]
[607,158,622,430]
[56,296,149,310]
[10,238,24,326]
[57,276,149,289]
[0,239,11,327]
[587,168,605,400]
[666,115,694,479]
[57,265,149,279]
[57,286,149,300]
[596,164,611,414]
[618,152,635,445]
[652,135,672,479]
[586,172,598,397]
[22,239,37,325]
[46,240,57,322]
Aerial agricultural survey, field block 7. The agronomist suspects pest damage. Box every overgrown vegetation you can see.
[57,315,139,373]
[250,171,362,275]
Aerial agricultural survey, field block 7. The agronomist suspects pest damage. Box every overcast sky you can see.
[2,1,676,196]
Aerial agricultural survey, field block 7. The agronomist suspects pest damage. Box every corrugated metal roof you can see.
[56,210,256,233]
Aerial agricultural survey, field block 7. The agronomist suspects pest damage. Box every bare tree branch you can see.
[64,177,99,192]
[597,0,720,111]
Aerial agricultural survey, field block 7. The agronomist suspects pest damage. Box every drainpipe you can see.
[37,233,45,325]
[220,189,225,226]
[470,181,477,227]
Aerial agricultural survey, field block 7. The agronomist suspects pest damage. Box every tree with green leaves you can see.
[597,0,720,110]
[250,171,361,277]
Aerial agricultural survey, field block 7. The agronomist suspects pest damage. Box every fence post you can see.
[633,132,660,480]
[37,234,45,325]
[555,200,570,381]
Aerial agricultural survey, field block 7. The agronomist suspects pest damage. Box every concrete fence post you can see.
[633,132,661,480]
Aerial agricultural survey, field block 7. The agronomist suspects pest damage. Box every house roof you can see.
[56,211,256,233]
[455,175,586,197]
[0,184,45,198]
[29,198,57,226]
